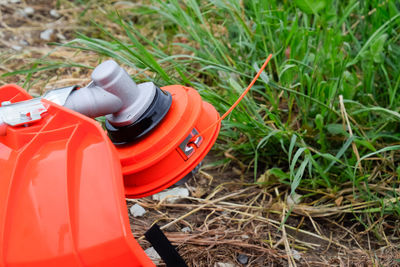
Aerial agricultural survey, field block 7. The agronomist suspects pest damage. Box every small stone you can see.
[11,45,22,51]
[181,226,192,233]
[237,254,249,265]
[19,40,28,46]
[291,249,301,261]
[152,187,189,203]
[50,9,60,18]
[23,7,34,16]
[241,235,249,239]
[144,247,161,264]
[10,0,21,3]
[40,29,54,41]
[129,203,146,217]
[215,263,235,267]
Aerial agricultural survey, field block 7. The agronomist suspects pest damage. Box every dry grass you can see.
[126,159,400,266]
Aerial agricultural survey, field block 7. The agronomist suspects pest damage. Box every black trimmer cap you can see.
[105,86,172,145]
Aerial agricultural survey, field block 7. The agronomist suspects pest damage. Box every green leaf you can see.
[315,114,324,130]
[347,13,400,67]
[269,168,289,180]
[370,34,388,63]
[326,123,346,135]
[294,0,326,15]
[324,136,355,172]
[256,130,281,150]
[354,139,376,152]
[352,107,400,121]
[290,147,307,175]
[228,77,244,94]
[288,134,298,164]
[397,166,400,180]
[291,157,310,195]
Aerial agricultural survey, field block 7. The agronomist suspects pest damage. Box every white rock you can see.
[23,7,34,16]
[50,9,60,18]
[11,45,22,51]
[40,29,54,41]
[145,247,161,264]
[291,249,301,261]
[214,263,235,267]
[152,187,189,203]
[181,226,192,233]
[10,0,20,3]
[129,203,146,217]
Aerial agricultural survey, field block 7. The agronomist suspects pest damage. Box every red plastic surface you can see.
[0,84,154,267]
[117,85,220,198]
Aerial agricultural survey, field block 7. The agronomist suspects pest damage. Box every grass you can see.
[5,0,400,235]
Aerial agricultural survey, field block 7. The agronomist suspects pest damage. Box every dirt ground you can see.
[1,1,399,266]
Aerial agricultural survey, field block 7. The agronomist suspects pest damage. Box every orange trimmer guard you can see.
[116,85,220,198]
[0,84,154,267]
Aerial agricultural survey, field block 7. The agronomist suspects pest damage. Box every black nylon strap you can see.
[144,224,188,267]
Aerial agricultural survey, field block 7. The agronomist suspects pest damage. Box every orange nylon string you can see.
[194,54,273,139]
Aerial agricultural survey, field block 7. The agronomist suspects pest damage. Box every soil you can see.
[1,1,399,266]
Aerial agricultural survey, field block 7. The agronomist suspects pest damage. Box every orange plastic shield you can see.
[0,84,154,267]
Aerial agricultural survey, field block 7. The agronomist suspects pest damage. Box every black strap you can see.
[144,224,188,267]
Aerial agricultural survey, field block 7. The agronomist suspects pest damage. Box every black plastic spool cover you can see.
[105,87,172,145]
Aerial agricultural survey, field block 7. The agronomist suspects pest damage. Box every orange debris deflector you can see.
[116,85,220,198]
[0,84,154,267]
